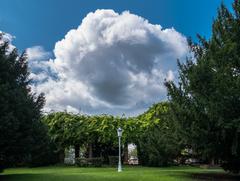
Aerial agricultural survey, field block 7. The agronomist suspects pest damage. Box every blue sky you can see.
[0,0,234,115]
[1,0,232,52]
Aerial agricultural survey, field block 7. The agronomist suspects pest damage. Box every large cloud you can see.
[30,9,188,115]
[0,31,15,53]
[27,46,51,61]
[26,46,54,83]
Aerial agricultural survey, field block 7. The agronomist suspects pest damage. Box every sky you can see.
[0,0,233,116]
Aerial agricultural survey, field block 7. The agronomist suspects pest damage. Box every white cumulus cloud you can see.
[0,31,15,53]
[30,9,188,115]
[26,46,51,61]
[26,46,54,83]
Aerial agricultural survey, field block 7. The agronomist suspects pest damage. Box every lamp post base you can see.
[118,166,122,172]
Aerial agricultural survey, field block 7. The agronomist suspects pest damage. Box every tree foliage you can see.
[165,1,240,173]
[0,33,56,168]
[136,102,181,166]
[43,102,180,167]
[43,113,124,162]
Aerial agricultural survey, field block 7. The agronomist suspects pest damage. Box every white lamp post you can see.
[117,127,123,172]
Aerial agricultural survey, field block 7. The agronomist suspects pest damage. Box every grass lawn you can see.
[1,166,240,181]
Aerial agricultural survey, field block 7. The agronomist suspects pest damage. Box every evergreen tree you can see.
[0,33,52,168]
[136,102,181,166]
[165,0,240,173]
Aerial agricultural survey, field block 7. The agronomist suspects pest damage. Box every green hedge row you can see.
[76,157,103,167]
[75,156,119,167]
[108,156,118,166]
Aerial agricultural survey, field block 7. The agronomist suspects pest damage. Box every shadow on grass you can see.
[0,173,56,181]
[167,172,191,178]
[0,172,129,181]
[191,173,240,181]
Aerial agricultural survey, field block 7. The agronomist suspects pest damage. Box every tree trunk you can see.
[88,143,93,158]
[210,158,215,166]
[75,144,80,159]
[59,149,65,163]
[123,143,128,164]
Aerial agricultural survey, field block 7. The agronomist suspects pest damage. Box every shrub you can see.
[88,157,103,167]
[108,156,118,166]
[0,160,3,173]
[76,157,103,167]
[76,158,88,167]
[222,158,240,174]
[0,154,6,173]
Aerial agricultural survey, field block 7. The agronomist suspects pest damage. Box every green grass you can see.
[1,165,239,181]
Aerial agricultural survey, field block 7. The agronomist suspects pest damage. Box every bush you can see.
[76,157,103,167]
[222,158,240,174]
[0,160,3,173]
[29,130,60,167]
[88,157,103,167]
[137,124,181,167]
[0,155,3,171]
[108,156,118,166]
[76,158,88,167]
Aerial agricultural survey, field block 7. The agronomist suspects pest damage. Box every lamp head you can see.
[117,127,123,137]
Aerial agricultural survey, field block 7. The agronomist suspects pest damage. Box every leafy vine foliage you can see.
[43,102,180,166]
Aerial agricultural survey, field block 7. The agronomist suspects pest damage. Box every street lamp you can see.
[117,127,123,172]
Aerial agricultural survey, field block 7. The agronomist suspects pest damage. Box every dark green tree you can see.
[165,0,240,173]
[0,33,51,168]
[136,102,181,166]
